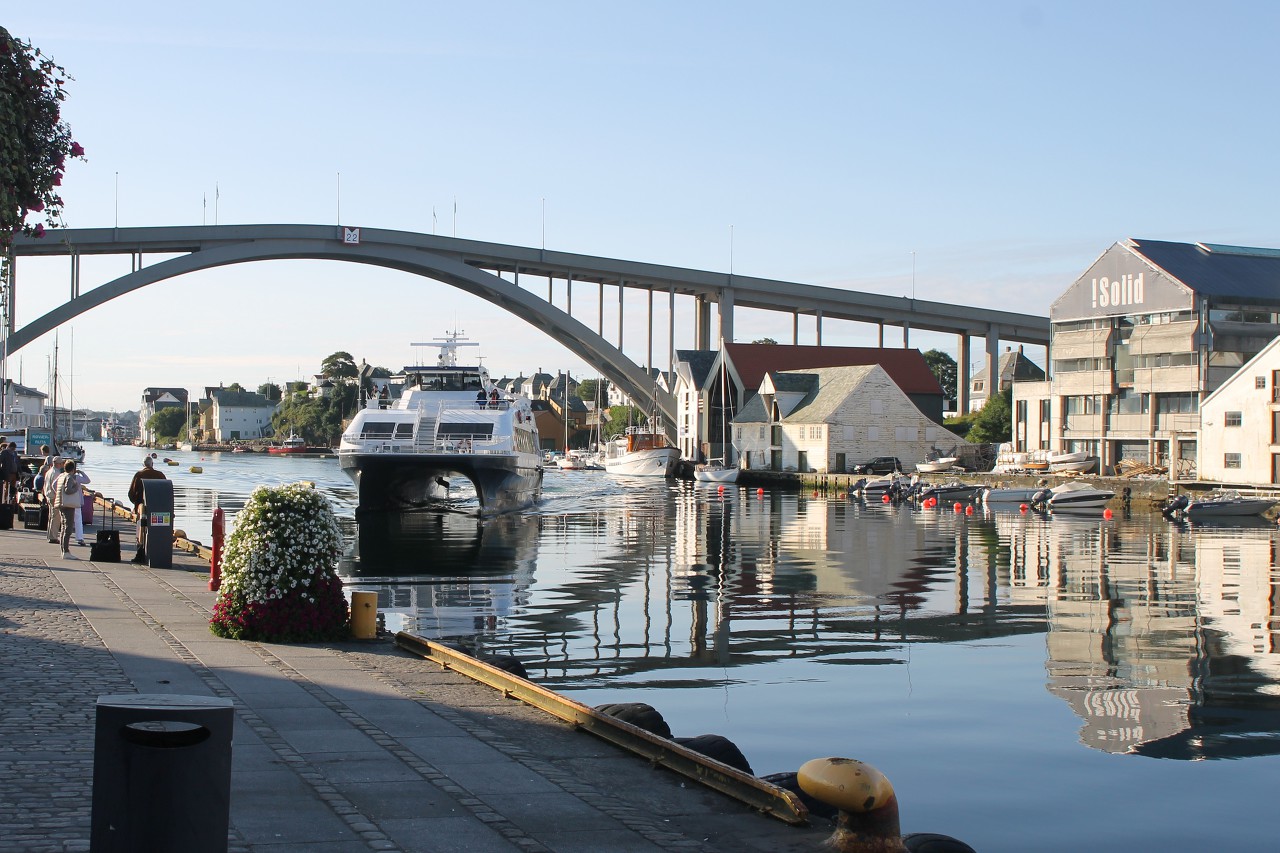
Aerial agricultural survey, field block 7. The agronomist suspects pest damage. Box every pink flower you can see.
[27,200,44,213]
[32,224,45,238]
[70,142,84,157]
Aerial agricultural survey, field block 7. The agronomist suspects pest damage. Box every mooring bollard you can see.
[351,591,378,638]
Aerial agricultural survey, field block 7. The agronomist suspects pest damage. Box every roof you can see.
[735,364,881,423]
[142,387,189,404]
[3,379,46,399]
[675,349,719,389]
[1128,238,1280,302]
[211,389,275,408]
[970,349,1046,383]
[723,343,942,396]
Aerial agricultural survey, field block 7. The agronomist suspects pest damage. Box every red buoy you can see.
[965,505,974,516]
[1103,508,1113,520]
[1019,504,1028,513]
[882,494,891,503]
[757,487,764,496]
[953,502,962,512]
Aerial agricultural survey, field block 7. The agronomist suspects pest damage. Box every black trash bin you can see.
[140,479,175,569]
[91,694,234,853]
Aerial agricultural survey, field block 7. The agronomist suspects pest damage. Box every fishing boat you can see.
[1166,490,1277,520]
[267,434,308,455]
[603,418,680,478]
[336,332,543,515]
[1032,480,1115,511]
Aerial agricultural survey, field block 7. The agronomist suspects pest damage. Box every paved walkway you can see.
[0,512,828,852]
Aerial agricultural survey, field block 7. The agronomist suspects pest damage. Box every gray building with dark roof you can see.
[1013,238,1280,478]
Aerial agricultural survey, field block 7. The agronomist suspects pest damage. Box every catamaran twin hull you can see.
[341,452,543,515]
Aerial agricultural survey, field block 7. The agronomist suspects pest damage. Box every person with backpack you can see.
[51,460,85,559]
[0,442,18,503]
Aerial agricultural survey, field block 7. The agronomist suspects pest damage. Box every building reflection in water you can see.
[339,483,1280,761]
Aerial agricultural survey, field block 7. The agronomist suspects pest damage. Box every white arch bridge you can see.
[5,224,1049,422]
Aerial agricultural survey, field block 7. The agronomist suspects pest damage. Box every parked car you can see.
[852,456,902,475]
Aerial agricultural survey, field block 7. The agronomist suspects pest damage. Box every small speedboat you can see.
[915,456,959,474]
[693,463,740,484]
[1172,491,1277,520]
[1032,481,1115,511]
[982,486,1041,505]
[919,481,982,503]
[861,474,908,499]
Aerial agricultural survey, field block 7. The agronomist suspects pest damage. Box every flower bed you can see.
[209,483,349,642]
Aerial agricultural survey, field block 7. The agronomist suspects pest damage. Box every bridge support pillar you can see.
[695,296,712,350]
[985,325,1001,410]
[957,333,971,413]
[717,287,735,345]
[815,309,822,346]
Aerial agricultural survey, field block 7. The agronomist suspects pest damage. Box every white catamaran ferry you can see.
[337,333,543,515]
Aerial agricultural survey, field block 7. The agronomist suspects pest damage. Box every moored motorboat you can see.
[693,462,740,484]
[918,480,982,503]
[603,420,680,477]
[336,332,543,515]
[1032,480,1115,511]
[1170,490,1277,520]
[267,434,308,455]
[982,485,1041,505]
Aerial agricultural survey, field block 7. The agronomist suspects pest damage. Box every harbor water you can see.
[75,443,1280,851]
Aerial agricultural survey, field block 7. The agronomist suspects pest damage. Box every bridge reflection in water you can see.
[340,482,1280,848]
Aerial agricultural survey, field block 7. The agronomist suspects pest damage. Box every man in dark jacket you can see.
[127,457,167,563]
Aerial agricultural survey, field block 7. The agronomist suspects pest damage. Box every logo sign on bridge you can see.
[343,227,361,245]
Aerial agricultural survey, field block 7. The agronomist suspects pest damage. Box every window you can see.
[1258,376,1268,390]
[973,380,984,392]
[1156,393,1199,414]
[1225,411,1242,427]
[1224,453,1242,469]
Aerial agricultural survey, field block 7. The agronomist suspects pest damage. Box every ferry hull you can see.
[341,452,543,515]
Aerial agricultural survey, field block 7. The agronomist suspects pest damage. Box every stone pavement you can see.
[0,513,830,852]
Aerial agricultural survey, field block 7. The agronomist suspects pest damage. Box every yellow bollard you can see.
[350,591,378,639]
[798,757,906,853]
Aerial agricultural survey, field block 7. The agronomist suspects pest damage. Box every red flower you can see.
[70,141,84,157]
[33,224,45,238]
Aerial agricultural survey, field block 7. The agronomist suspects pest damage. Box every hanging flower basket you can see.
[209,483,349,642]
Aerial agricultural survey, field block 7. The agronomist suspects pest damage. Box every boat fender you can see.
[672,734,753,775]
[592,702,672,738]
[478,654,528,679]
[758,771,839,823]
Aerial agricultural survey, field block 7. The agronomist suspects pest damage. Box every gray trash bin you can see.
[91,694,234,853]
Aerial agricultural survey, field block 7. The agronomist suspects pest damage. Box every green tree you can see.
[922,349,958,403]
[576,378,603,402]
[147,407,187,442]
[321,351,358,380]
[1,27,86,268]
[258,382,281,402]
[603,405,643,439]
[966,385,1012,444]
[226,382,245,393]
[752,337,778,345]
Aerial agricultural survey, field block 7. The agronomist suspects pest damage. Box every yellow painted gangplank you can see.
[393,631,809,825]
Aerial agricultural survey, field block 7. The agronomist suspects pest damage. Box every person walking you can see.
[128,456,167,564]
[69,465,92,546]
[51,460,84,559]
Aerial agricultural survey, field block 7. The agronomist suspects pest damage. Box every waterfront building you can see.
[1012,238,1280,480]
[672,343,946,464]
[733,363,966,473]
[1198,335,1280,485]
[140,387,189,445]
[0,379,46,430]
[208,389,277,442]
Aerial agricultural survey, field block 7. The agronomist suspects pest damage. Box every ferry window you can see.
[394,423,414,438]
[360,421,395,437]
[438,423,495,438]
[1224,453,1242,469]
[1225,411,1243,427]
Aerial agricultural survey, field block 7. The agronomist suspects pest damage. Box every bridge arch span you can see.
[7,237,675,423]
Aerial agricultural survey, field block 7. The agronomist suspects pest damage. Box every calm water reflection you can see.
[78,446,1280,850]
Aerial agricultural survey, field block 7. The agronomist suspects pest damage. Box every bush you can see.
[209,483,349,642]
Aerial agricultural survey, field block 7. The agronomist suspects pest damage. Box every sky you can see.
[6,1,1280,413]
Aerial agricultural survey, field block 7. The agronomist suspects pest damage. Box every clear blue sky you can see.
[7,1,1280,411]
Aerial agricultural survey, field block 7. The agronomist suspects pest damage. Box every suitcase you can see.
[22,504,43,530]
[0,504,13,530]
[89,499,121,563]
